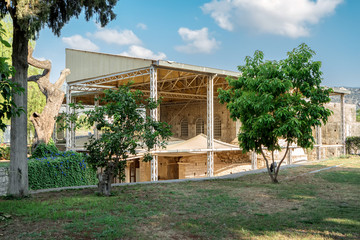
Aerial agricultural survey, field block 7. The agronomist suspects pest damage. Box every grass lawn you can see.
[1,156,359,239]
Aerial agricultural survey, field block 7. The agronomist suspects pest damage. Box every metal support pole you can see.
[251,151,257,170]
[65,85,71,151]
[316,125,322,160]
[150,66,158,181]
[207,75,214,177]
[340,94,346,154]
[94,95,99,140]
[52,123,57,144]
[71,97,76,149]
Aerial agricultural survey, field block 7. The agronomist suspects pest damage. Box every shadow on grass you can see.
[169,166,360,239]
[0,161,359,239]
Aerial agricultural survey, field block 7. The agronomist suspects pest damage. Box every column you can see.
[287,147,292,165]
[65,85,71,151]
[94,95,99,140]
[251,151,257,170]
[340,94,346,154]
[207,75,214,177]
[150,66,158,181]
[316,125,322,160]
[71,97,76,148]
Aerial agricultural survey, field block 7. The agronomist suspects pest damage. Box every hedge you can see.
[28,151,98,190]
[345,136,360,155]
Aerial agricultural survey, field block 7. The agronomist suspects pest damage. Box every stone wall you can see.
[0,167,9,196]
[322,103,360,143]
[160,101,237,143]
[156,151,251,180]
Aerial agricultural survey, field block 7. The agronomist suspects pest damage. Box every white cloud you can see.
[92,28,141,45]
[62,35,99,51]
[137,23,147,30]
[175,27,220,54]
[202,0,343,38]
[120,45,166,60]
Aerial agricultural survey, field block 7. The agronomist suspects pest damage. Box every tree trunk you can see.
[8,19,29,197]
[30,90,64,147]
[97,163,114,196]
[27,47,70,148]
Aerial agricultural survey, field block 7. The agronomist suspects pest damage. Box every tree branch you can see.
[54,68,70,90]
[275,141,291,177]
[28,46,52,70]
[27,69,49,82]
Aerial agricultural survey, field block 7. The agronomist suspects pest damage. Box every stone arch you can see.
[195,117,205,135]
[180,118,189,137]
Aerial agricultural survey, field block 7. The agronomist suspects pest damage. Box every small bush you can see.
[28,151,97,190]
[30,139,60,159]
[0,143,10,160]
[345,136,360,155]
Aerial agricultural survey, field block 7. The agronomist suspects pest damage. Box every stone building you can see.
[63,49,357,183]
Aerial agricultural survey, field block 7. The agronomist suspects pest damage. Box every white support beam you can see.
[207,75,215,177]
[94,95,99,140]
[73,67,150,85]
[316,125,322,160]
[71,97,76,149]
[65,85,71,151]
[150,65,158,181]
[340,94,346,154]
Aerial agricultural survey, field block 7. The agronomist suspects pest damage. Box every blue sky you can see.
[33,0,359,87]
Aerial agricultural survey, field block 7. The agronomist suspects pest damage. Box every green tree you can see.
[219,43,332,183]
[0,21,23,131]
[59,84,172,196]
[0,0,119,197]
[0,15,46,143]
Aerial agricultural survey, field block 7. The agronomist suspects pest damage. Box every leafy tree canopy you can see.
[0,0,118,39]
[57,84,172,195]
[0,21,24,131]
[0,15,45,142]
[218,43,332,182]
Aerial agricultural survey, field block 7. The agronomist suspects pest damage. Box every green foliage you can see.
[218,43,332,182]
[30,138,60,159]
[0,1,119,39]
[345,136,360,154]
[0,16,45,141]
[356,109,360,122]
[0,143,9,159]
[28,151,97,190]
[0,22,25,132]
[219,43,332,153]
[59,84,172,182]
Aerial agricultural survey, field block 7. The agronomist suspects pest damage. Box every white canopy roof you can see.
[155,134,240,157]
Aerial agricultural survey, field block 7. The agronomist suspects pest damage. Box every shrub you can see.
[28,151,97,190]
[30,139,60,159]
[0,143,10,160]
[345,136,360,155]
